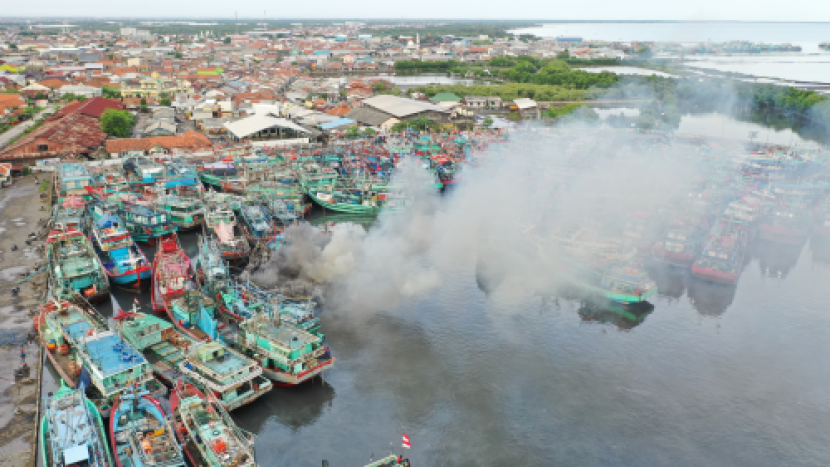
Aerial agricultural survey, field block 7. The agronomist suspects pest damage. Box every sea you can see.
[511,22,830,83]
[38,115,830,466]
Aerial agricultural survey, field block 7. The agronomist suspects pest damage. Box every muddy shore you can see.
[0,175,51,467]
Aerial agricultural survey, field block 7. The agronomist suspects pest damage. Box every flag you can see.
[402,434,410,449]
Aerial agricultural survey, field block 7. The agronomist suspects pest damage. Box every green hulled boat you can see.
[40,380,113,467]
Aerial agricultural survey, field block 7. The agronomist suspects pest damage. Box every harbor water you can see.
[38,111,830,466]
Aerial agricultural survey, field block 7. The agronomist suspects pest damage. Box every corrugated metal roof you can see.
[361,95,449,118]
[224,115,310,138]
[319,118,355,130]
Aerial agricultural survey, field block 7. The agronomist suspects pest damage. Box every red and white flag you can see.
[402,434,411,449]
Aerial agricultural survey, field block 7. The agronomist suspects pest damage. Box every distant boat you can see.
[151,234,193,313]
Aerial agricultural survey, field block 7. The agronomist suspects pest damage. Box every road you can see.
[0,106,58,151]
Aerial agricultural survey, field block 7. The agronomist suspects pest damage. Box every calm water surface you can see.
[53,113,830,466]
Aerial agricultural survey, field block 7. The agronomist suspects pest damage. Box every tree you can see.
[482,117,493,128]
[556,49,570,60]
[140,97,148,113]
[160,97,172,107]
[174,52,183,59]
[345,126,361,139]
[223,37,231,44]
[102,86,120,99]
[362,127,376,138]
[100,109,136,138]
[391,121,408,132]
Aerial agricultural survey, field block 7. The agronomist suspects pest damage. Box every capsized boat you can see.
[151,234,193,313]
[109,386,187,467]
[178,341,273,411]
[170,381,258,467]
[88,204,151,290]
[47,225,110,303]
[40,381,113,467]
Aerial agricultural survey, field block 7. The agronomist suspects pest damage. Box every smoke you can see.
[248,113,744,316]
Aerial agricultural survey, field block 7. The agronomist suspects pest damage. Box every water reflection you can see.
[234,380,336,433]
[686,278,738,317]
[577,300,654,330]
[751,239,806,279]
[648,263,689,301]
[810,237,830,266]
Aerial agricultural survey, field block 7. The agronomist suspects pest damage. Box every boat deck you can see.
[85,334,146,378]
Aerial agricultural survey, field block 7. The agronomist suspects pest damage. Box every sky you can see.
[4,0,830,21]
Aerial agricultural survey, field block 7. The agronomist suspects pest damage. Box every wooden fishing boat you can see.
[41,381,113,467]
[151,234,193,313]
[108,386,187,467]
[47,225,110,303]
[88,203,151,291]
[177,341,273,411]
[692,218,749,285]
[170,381,258,467]
[204,203,251,263]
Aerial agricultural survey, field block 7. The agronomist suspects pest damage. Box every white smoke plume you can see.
[249,121,739,315]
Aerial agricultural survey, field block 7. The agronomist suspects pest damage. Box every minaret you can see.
[416,33,420,49]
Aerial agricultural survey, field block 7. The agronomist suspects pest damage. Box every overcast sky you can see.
[4,0,830,21]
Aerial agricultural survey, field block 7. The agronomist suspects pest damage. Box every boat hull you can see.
[691,265,739,285]
[261,356,334,386]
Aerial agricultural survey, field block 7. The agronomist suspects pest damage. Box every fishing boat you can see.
[74,328,165,410]
[238,200,279,244]
[170,381,258,467]
[37,298,108,389]
[165,289,219,343]
[152,193,204,231]
[245,177,312,217]
[118,203,178,245]
[178,341,273,411]
[108,386,187,467]
[304,175,410,215]
[88,204,151,290]
[651,218,708,268]
[195,235,232,293]
[692,218,749,285]
[47,225,110,303]
[229,313,333,386]
[263,198,298,226]
[115,308,197,387]
[204,203,251,263]
[556,257,658,305]
[151,235,193,313]
[52,195,87,230]
[55,162,95,199]
[124,157,166,188]
[40,381,113,467]
[93,170,130,193]
[199,162,240,190]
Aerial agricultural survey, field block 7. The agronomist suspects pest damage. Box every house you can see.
[105,130,211,158]
[0,114,109,163]
[511,98,538,116]
[359,95,450,123]
[463,96,488,109]
[429,92,462,103]
[344,107,400,130]
[144,120,177,137]
[57,84,103,99]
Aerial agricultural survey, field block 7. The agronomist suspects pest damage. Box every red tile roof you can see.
[105,130,212,154]
[49,97,125,121]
